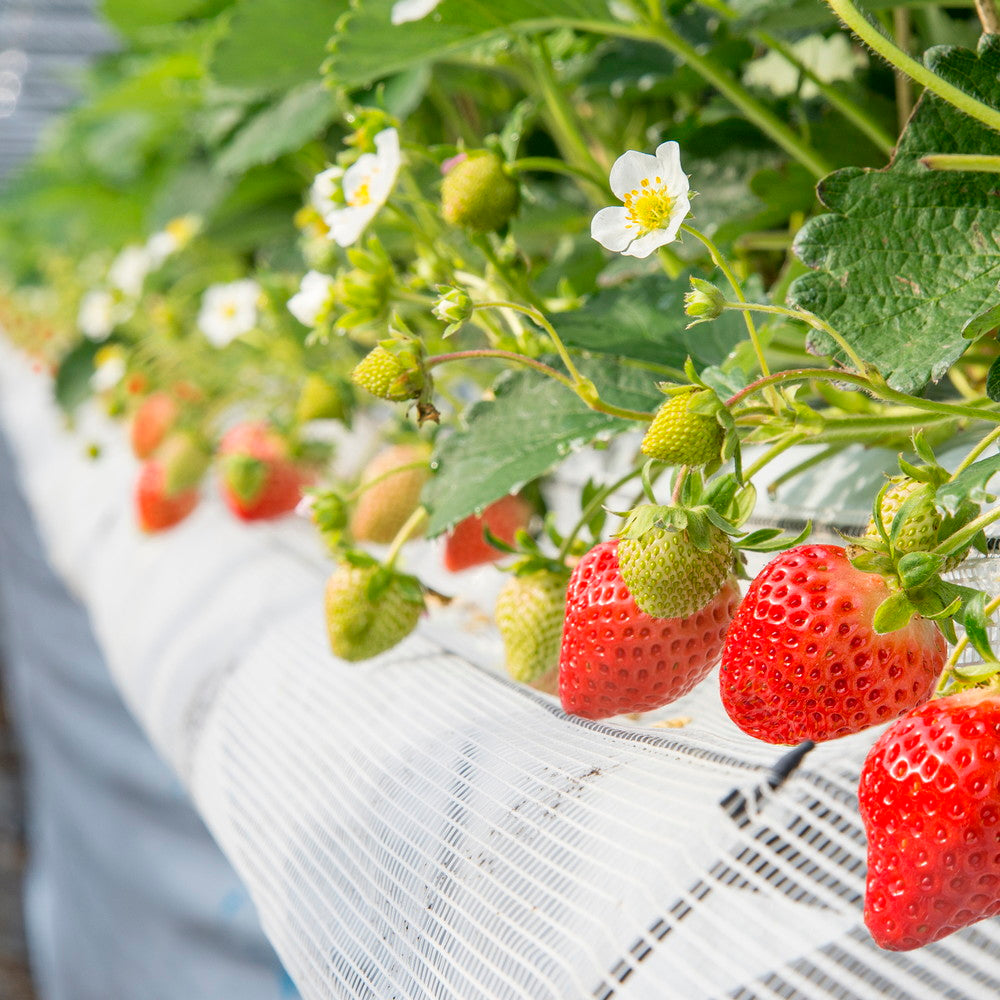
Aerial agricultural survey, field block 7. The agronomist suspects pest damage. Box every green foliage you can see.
[791,37,1000,392]
[423,359,659,536]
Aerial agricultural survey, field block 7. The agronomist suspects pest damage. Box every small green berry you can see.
[495,570,568,691]
[350,345,423,402]
[441,152,520,232]
[641,389,723,467]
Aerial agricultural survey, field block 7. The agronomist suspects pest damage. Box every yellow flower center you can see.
[222,303,238,319]
[622,176,673,235]
[349,180,372,207]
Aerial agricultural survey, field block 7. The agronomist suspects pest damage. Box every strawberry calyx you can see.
[340,549,425,608]
[222,453,267,505]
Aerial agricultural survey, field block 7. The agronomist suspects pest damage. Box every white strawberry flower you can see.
[391,0,440,24]
[78,289,131,342]
[197,279,261,348]
[323,128,401,247]
[743,33,866,100]
[108,244,152,298]
[288,270,336,327]
[591,140,691,259]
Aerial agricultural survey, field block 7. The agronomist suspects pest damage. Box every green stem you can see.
[722,300,867,372]
[425,348,576,388]
[742,434,809,480]
[931,505,1000,557]
[528,38,606,188]
[921,153,1000,173]
[951,425,1000,479]
[765,444,846,497]
[825,0,1000,134]
[567,18,833,177]
[682,226,769,375]
[727,367,1000,424]
[384,506,429,569]
[940,594,1000,691]
[510,156,607,190]
[556,468,642,561]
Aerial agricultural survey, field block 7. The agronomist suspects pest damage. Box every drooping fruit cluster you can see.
[859,688,1000,950]
[558,540,740,719]
[720,544,946,744]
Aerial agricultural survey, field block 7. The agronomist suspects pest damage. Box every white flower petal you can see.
[108,245,151,298]
[590,206,636,253]
[326,205,376,247]
[342,152,379,205]
[608,149,661,200]
[288,270,335,326]
[622,229,674,259]
[391,0,440,24]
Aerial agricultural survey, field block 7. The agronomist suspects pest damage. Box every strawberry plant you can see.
[8,0,1000,955]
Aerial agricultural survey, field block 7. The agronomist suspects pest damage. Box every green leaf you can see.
[987,356,1000,402]
[215,83,335,174]
[962,299,1000,339]
[54,340,101,414]
[552,273,751,370]
[325,0,612,88]
[936,454,1000,515]
[790,37,1000,392]
[872,591,917,634]
[423,358,659,537]
[212,0,348,92]
[961,591,999,664]
[101,0,229,35]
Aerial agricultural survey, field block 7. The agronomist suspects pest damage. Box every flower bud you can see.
[683,277,726,324]
[432,286,473,327]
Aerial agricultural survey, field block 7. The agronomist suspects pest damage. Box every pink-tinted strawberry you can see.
[135,458,198,533]
[218,421,314,521]
[559,540,739,720]
[859,688,1000,951]
[349,443,431,544]
[443,494,533,572]
[720,543,946,745]
[130,391,178,459]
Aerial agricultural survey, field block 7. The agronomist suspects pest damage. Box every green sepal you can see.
[936,454,1000,515]
[888,489,933,550]
[701,506,748,537]
[847,547,896,576]
[896,551,946,590]
[222,453,267,504]
[961,590,1000,664]
[911,430,938,466]
[905,578,972,621]
[872,590,918,634]
[735,520,812,553]
[953,660,1000,683]
[481,524,518,555]
[686,511,711,551]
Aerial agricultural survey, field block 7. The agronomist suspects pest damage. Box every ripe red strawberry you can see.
[443,494,533,572]
[495,568,569,691]
[859,688,1000,951]
[130,391,178,459]
[135,458,198,533]
[324,560,425,662]
[350,443,431,544]
[720,544,946,745]
[559,540,740,720]
[218,421,314,521]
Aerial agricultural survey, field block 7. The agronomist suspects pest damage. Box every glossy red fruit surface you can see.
[559,540,739,720]
[859,688,1000,951]
[720,544,945,744]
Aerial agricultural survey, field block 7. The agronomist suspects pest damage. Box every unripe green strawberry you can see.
[295,373,348,423]
[865,477,937,550]
[441,152,520,232]
[640,389,724,467]
[350,443,432,544]
[618,522,735,618]
[495,569,569,692]
[350,345,423,402]
[324,562,424,662]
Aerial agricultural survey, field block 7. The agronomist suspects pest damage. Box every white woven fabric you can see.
[2,338,1000,999]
